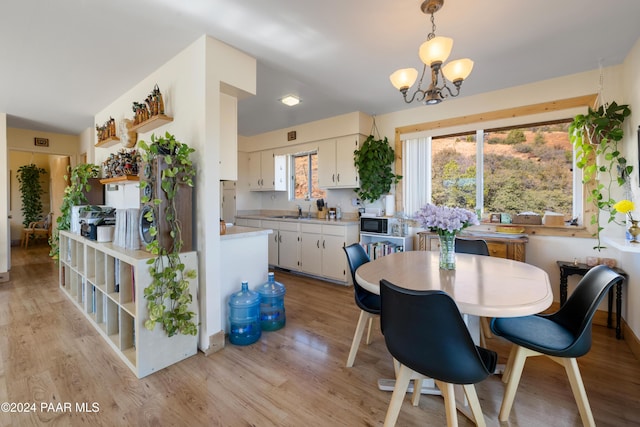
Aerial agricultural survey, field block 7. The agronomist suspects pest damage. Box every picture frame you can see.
[490,213,501,223]
[34,137,49,147]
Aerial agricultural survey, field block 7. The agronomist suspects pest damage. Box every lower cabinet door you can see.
[278,229,300,271]
[300,232,322,276]
[322,235,347,282]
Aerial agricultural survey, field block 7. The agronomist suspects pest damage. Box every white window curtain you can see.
[402,137,431,216]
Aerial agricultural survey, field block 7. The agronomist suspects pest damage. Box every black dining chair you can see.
[491,265,624,426]
[455,238,492,346]
[343,243,380,367]
[455,237,490,256]
[380,279,497,427]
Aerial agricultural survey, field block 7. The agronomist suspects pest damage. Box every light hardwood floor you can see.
[1,244,639,426]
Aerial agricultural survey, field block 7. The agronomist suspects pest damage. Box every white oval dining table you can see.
[355,250,553,318]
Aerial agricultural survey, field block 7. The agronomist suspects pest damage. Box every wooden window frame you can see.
[394,94,598,238]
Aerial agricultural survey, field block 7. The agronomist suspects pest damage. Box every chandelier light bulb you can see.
[389,68,419,91]
[419,36,453,67]
[442,58,474,83]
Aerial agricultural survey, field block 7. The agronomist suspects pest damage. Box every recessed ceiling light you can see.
[280,95,300,106]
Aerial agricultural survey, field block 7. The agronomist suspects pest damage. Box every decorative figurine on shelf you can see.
[154,84,165,115]
[132,101,150,125]
[96,117,116,142]
[102,148,140,178]
[131,84,166,125]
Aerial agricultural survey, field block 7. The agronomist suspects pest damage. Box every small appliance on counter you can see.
[79,206,116,240]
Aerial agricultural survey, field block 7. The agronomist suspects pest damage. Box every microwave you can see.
[360,217,394,235]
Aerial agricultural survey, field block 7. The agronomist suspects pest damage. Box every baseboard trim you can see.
[201,330,225,356]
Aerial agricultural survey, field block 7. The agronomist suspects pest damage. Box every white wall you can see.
[93,35,256,351]
[0,113,8,280]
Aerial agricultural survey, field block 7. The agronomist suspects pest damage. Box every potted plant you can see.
[17,164,47,227]
[569,101,632,249]
[138,132,198,337]
[49,163,100,258]
[353,135,402,204]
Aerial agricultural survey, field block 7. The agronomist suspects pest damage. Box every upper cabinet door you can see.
[318,135,361,189]
[334,135,359,188]
[317,139,336,188]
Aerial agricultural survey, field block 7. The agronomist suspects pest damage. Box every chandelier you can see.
[389,0,473,105]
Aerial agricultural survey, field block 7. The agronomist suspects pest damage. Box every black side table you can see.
[556,261,627,339]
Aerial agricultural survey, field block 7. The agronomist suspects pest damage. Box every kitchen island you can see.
[220,225,272,334]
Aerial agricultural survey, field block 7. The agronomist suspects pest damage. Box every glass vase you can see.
[438,232,456,270]
[628,220,640,243]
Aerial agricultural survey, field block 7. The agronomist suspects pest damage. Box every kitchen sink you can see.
[269,215,311,220]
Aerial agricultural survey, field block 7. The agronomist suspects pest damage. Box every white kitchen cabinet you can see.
[219,93,238,181]
[300,223,359,283]
[300,224,323,277]
[248,150,287,191]
[278,223,300,271]
[318,135,361,189]
[260,220,300,271]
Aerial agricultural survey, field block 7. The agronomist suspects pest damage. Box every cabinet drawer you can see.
[301,223,323,234]
[487,243,507,258]
[322,224,346,236]
[260,220,278,230]
[279,221,299,232]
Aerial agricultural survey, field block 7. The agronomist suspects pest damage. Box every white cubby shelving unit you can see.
[359,232,413,260]
[58,230,198,378]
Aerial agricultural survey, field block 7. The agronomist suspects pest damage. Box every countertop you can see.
[236,214,359,226]
[220,225,273,240]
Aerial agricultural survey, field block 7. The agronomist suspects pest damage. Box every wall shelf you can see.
[129,114,173,134]
[99,176,140,185]
[95,136,121,148]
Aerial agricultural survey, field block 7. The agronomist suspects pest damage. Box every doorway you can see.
[9,150,70,246]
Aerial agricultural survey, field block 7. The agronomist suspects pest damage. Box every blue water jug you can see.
[256,272,286,331]
[228,281,261,345]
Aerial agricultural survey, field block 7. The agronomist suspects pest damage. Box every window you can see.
[404,120,574,219]
[291,151,326,201]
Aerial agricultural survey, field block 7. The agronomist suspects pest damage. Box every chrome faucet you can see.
[308,204,313,218]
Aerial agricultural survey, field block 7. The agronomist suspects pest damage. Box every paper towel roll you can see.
[385,194,395,217]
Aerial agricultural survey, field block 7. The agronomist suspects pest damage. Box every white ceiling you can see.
[2,0,640,138]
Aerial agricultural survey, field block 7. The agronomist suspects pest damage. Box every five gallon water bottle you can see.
[256,272,286,331]
[228,281,261,345]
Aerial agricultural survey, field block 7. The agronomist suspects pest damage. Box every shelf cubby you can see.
[58,230,198,378]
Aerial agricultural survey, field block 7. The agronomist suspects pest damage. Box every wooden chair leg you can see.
[463,384,486,427]
[480,317,493,339]
[383,364,413,427]
[346,310,373,367]
[499,346,535,421]
[435,380,458,427]
[411,378,423,406]
[365,316,373,345]
[558,357,596,427]
[501,344,518,384]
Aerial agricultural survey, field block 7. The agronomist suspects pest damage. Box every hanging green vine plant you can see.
[17,164,47,227]
[49,163,100,258]
[353,135,402,203]
[139,132,197,337]
[569,101,632,249]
